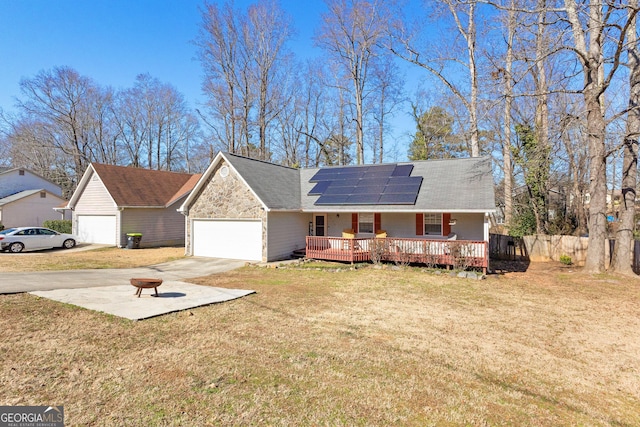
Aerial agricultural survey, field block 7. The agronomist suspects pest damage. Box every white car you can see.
[0,227,77,253]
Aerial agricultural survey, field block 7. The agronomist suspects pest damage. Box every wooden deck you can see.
[306,236,488,272]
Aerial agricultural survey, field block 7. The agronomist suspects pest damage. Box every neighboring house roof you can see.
[182,152,496,214]
[0,167,64,198]
[166,173,203,206]
[0,189,63,207]
[68,163,199,209]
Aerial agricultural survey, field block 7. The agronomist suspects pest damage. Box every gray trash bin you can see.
[126,233,142,249]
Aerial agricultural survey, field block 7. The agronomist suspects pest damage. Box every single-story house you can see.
[0,167,69,228]
[66,163,200,247]
[179,152,496,271]
[0,189,68,228]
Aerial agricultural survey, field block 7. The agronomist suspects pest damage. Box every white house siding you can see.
[72,172,119,241]
[266,212,311,261]
[449,213,486,241]
[0,192,66,228]
[120,201,186,247]
[73,173,118,214]
[186,159,266,259]
[324,213,354,236]
[0,170,62,198]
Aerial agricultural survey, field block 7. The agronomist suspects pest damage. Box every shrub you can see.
[0,223,4,231]
[369,238,387,265]
[43,220,72,234]
[559,254,572,265]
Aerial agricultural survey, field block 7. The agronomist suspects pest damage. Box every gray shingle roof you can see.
[223,153,301,210]
[218,153,495,213]
[300,157,495,212]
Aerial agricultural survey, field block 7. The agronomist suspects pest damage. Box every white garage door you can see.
[76,215,117,245]
[193,219,262,261]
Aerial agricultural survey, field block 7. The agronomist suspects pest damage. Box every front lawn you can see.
[0,262,638,425]
[0,246,184,271]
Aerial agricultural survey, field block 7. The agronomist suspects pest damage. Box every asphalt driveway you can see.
[0,257,247,294]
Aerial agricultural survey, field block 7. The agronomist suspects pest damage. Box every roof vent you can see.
[220,166,229,178]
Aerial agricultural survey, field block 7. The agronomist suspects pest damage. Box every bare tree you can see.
[501,0,516,227]
[390,0,483,157]
[611,0,639,275]
[369,56,404,163]
[316,0,390,164]
[563,0,639,272]
[16,67,100,180]
[245,0,293,161]
[196,1,246,154]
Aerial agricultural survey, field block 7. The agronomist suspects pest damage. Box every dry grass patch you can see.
[1,262,639,425]
[0,247,184,272]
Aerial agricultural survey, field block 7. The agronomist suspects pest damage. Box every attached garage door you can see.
[193,219,262,261]
[76,215,117,245]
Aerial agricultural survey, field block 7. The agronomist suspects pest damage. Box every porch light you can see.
[449,218,457,226]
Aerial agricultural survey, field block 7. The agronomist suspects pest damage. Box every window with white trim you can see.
[424,213,442,235]
[358,213,374,233]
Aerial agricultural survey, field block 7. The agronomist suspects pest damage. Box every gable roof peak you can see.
[70,163,197,208]
[222,152,298,171]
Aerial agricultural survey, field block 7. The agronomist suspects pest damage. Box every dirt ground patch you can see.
[0,246,185,272]
[1,261,639,425]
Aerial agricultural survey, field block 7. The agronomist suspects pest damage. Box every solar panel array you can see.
[309,164,422,205]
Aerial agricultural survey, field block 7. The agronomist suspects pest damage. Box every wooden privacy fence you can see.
[490,234,640,273]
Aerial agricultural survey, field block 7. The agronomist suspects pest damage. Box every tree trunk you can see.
[502,0,515,227]
[611,1,639,275]
[467,1,479,157]
[584,83,608,272]
[533,0,550,234]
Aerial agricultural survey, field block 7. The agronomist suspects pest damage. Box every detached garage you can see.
[192,219,262,261]
[66,163,200,247]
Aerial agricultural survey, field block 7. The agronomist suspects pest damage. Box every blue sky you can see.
[0,0,427,158]
[0,0,337,111]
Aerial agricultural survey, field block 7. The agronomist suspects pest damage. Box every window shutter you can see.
[442,213,451,236]
[374,213,381,233]
[352,213,358,233]
[415,213,424,236]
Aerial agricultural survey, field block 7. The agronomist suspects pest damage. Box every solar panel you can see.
[370,164,396,172]
[385,183,422,194]
[387,176,421,185]
[310,163,422,206]
[338,172,366,180]
[391,164,414,176]
[352,185,386,195]
[308,181,331,195]
[315,194,351,205]
[378,193,418,204]
[346,194,381,204]
[324,185,353,195]
[309,167,351,181]
[360,177,390,186]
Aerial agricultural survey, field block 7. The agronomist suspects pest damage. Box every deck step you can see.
[291,248,306,259]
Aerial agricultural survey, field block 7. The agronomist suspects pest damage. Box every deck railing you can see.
[305,236,488,272]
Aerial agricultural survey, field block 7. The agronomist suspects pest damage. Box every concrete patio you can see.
[30,280,255,320]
